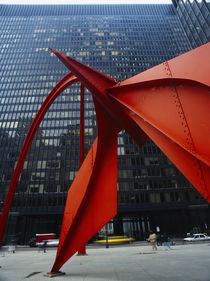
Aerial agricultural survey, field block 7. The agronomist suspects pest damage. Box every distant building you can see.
[0,4,209,244]
[172,0,210,48]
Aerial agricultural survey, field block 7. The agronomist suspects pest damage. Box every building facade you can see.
[0,4,209,244]
[172,0,209,48]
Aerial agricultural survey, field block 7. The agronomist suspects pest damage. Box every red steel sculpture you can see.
[0,43,209,276]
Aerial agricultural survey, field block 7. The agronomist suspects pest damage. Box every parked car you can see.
[183,233,210,242]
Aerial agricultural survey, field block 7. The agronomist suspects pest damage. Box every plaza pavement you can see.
[0,242,210,281]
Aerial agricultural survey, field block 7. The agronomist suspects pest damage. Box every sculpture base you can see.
[44,271,65,278]
[77,245,87,255]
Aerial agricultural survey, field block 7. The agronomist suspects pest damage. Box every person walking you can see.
[38,240,47,253]
[157,232,162,246]
[148,230,157,250]
[163,232,171,250]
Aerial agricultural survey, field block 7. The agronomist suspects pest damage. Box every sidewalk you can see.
[0,243,210,281]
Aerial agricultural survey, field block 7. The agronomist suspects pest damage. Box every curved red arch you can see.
[0,72,79,247]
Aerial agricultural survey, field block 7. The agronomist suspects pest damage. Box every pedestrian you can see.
[163,232,171,250]
[8,238,16,253]
[40,241,47,253]
[157,233,162,246]
[0,246,4,268]
[0,246,5,257]
[148,230,157,250]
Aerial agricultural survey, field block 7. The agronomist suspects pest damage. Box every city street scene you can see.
[0,242,210,281]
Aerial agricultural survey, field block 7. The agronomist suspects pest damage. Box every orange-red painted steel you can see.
[80,83,85,167]
[0,43,209,275]
[77,83,87,256]
[0,73,79,247]
[50,43,210,274]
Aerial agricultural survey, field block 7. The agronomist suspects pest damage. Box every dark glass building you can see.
[172,0,210,48]
[0,4,209,244]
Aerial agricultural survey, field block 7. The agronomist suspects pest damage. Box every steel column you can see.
[77,83,87,256]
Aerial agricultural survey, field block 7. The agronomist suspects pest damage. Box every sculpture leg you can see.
[77,83,87,256]
[50,98,120,273]
[0,73,78,247]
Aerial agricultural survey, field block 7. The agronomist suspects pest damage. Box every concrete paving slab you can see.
[0,243,210,281]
